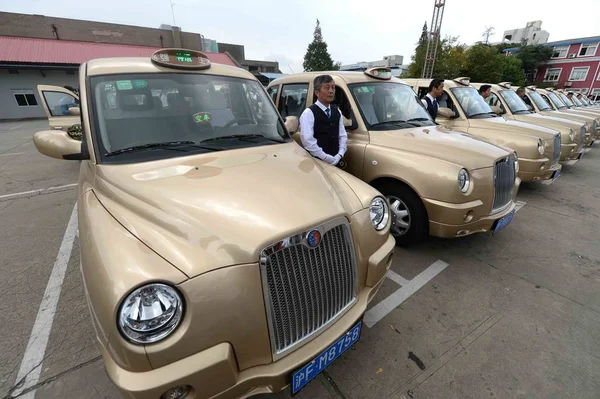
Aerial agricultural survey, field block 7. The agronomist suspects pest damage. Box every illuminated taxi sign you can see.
[527,85,537,91]
[498,82,512,89]
[454,77,471,86]
[364,67,392,80]
[151,48,211,70]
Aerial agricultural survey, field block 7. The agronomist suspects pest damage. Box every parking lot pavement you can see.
[2,120,600,399]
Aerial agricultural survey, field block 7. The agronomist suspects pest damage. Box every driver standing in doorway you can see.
[299,75,347,166]
[421,78,444,120]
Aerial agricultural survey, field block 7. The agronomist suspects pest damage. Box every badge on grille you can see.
[306,230,322,248]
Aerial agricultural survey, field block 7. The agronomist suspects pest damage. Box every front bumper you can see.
[103,234,396,399]
[559,143,583,164]
[426,199,517,238]
[517,157,562,182]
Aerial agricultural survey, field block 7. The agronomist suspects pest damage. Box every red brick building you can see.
[505,36,600,101]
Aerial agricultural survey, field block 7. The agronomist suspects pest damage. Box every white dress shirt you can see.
[421,93,437,109]
[299,100,348,165]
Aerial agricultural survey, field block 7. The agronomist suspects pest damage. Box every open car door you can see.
[36,85,80,131]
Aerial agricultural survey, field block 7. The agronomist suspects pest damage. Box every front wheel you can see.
[377,182,428,246]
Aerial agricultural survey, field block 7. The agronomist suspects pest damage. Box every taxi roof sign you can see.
[364,67,392,80]
[526,85,537,91]
[151,48,211,70]
[498,82,512,89]
[454,77,471,86]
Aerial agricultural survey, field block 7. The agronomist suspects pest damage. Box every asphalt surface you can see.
[1,120,599,399]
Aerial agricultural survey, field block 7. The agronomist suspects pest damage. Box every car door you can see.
[36,85,80,130]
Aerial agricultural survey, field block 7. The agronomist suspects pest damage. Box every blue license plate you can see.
[291,321,362,395]
[493,209,515,234]
[579,151,584,159]
[552,169,561,180]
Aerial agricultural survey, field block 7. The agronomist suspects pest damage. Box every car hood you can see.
[468,116,559,140]
[92,143,363,278]
[513,113,582,131]
[370,124,510,170]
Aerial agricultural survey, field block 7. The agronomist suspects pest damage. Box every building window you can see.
[13,93,38,107]
[578,42,598,57]
[248,65,258,72]
[265,67,275,73]
[8,69,19,75]
[551,45,569,58]
[591,89,600,101]
[568,67,589,81]
[66,70,76,75]
[544,68,561,82]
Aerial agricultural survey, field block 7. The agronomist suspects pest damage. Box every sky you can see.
[1,0,599,73]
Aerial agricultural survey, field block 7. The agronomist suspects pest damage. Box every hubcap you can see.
[387,196,411,237]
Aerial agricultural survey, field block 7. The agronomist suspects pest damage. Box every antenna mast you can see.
[422,0,446,79]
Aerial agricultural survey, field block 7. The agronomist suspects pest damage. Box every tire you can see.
[375,181,429,246]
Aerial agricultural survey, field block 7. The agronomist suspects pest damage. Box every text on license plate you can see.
[493,209,515,234]
[291,321,362,395]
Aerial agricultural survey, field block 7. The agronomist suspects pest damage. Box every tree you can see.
[463,43,504,83]
[482,26,495,44]
[501,56,525,86]
[435,37,467,79]
[406,22,436,78]
[302,19,340,72]
[513,44,552,80]
[419,21,428,45]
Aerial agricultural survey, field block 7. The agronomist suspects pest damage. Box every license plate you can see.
[579,151,584,160]
[552,169,561,180]
[493,209,515,234]
[291,321,362,395]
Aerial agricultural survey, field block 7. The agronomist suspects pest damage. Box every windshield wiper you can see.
[406,117,432,122]
[105,141,221,157]
[370,120,417,128]
[200,134,285,144]
[469,112,496,118]
[513,110,532,114]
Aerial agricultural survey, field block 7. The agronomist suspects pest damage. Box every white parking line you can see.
[364,260,449,328]
[9,125,24,131]
[0,152,24,157]
[12,204,78,398]
[386,270,410,286]
[515,201,527,212]
[0,183,77,202]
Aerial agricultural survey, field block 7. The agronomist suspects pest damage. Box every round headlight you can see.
[537,138,544,155]
[569,128,575,141]
[118,283,184,344]
[513,152,519,172]
[369,197,389,231]
[458,168,470,193]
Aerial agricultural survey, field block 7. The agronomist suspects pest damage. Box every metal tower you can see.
[421,0,446,79]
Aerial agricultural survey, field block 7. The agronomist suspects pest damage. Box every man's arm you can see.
[337,108,348,159]
[421,98,428,108]
[299,108,335,164]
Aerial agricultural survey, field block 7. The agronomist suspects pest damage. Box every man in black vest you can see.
[420,78,444,120]
[299,75,347,166]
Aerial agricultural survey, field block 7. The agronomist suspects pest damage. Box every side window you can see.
[42,91,79,116]
[540,94,553,108]
[486,92,504,113]
[267,85,279,104]
[440,90,458,117]
[331,86,353,119]
[278,84,308,118]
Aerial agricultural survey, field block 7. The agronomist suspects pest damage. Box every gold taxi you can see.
[402,77,563,183]
[528,87,599,145]
[267,68,520,244]
[33,49,396,399]
[556,89,600,118]
[470,82,585,164]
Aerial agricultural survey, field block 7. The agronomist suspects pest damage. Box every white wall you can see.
[0,69,78,120]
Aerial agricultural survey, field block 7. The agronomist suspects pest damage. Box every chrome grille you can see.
[579,127,585,151]
[552,134,561,165]
[260,218,357,359]
[492,156,516,213]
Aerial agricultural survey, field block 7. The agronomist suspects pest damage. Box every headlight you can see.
[513,152,519,172]
[458,168,470,193]
[569,128,575,141]
[537,138,544,155]
[118,283,184,344]
[369,197,389,231]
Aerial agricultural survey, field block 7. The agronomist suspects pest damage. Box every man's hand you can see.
[331,154,342,165]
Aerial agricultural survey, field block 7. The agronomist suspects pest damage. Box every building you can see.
[340,55,406,76]
[504,35,600,101]
[501,21,550,45]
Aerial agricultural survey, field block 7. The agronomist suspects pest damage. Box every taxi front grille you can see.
[552,134,561,166]
[492,156,516,213]
[579,127,586,151]
[259,219,357,359]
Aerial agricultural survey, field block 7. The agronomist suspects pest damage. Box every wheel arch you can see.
[368,176,430,227]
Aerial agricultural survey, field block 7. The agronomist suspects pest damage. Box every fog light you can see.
[463,210,474,223]
[161,385,192,399]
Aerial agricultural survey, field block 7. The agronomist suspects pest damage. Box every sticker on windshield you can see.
[193,112,212,124]
[116,80,133,90]
[134,80,148,89]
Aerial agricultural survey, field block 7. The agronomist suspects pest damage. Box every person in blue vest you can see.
[299,75,348,166]
[420,78,445,120]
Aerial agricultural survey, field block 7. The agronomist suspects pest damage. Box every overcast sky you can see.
[1,0,599,73]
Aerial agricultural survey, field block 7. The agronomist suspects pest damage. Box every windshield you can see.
[499,90,530,113]
[349,82,435,129]
[558,93,575,107]
[548,92,567,109]
[450,87,494,118]
[571,96,584,106]
[529,91,552,111]
[90,73,289,163]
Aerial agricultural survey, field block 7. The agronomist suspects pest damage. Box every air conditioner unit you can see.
[564,82,572,87]
[569,53,576,58]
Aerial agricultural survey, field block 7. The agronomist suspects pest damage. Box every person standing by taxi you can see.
[299,75,347,166]
[517,87,533,109]
[421,78,444,120]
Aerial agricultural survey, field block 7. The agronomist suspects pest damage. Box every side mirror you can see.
[342,111,359,130]
[284,116,299,134]
[33,130,88,160]
[437,107,456,118]
[68,106,80,116]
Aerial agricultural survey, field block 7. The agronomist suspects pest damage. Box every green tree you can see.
[405,23,431,78]
[463,43,504,83]
[513,44,552,83]
[435,37,467,79]
[303,19,340,72]
[500,55,525,86]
